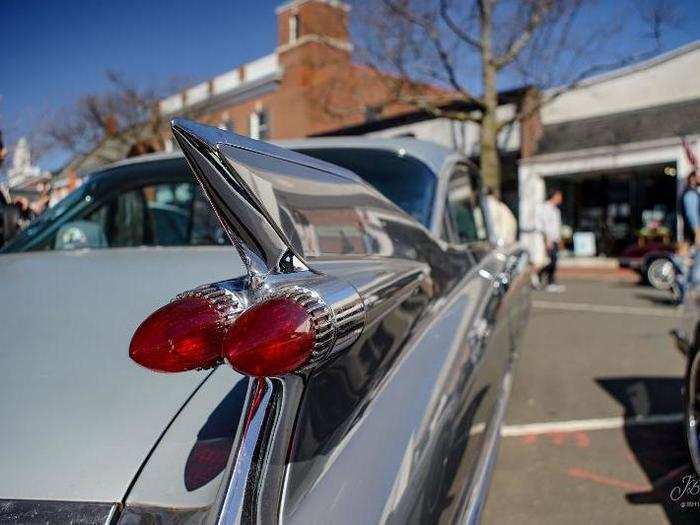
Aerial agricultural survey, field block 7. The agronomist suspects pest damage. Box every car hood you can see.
[0,246,244,502]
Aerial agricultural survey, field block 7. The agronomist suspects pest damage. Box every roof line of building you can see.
[314,86,531,136]
[521,134,698,166]
[547,39,700,93]
[275,0,350,14]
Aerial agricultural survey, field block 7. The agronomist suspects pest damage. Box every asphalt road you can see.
[482,278,699,524]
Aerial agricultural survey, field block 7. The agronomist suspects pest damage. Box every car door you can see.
[436,162,515,514]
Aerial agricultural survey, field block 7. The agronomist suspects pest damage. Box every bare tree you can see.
[40,72,188,166]
[352,0,678,190]
[0,129,5,170]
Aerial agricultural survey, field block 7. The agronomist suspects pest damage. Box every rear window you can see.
[297,148,436,226]
[1,159,226,253]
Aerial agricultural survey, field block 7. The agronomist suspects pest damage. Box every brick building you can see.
[62,0,536,208]
[158,0,448,147]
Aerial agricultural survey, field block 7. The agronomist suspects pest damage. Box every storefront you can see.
[546,163,677,256]
[519,41,700,259]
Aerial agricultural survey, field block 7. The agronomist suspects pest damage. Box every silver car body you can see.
[0,121,531,524]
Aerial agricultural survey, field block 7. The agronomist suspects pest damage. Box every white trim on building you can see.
[159,53,281,116]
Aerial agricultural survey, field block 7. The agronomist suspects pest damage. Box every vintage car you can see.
[618,241,676,290]
[0,120,531,524]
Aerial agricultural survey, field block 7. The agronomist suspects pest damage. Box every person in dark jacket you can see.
[675,170,700,303]
[681,171,700,248]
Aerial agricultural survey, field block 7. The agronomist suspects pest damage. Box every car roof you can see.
[91,136,464,179]
[276,136,460,176]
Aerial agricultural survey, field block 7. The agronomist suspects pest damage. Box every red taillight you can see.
[129,296,225,372]
[130,293,317,376]
[222,298,315,376]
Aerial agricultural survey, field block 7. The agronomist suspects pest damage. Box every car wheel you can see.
[685,348,700,475]
[647,257,675,290]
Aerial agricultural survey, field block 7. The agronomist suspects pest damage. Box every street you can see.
[483,278,699,524]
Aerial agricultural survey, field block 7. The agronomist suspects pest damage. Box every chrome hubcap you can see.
[648,259,675,290]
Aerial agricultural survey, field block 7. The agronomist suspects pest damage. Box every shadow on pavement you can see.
[597,376,700,524]
[634,292,677,307]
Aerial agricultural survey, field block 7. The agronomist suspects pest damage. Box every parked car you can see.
[618,241,676,290]
[0,120,531,524]
[675,259,700,478]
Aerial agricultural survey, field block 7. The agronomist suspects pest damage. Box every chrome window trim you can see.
[435,159,494,248]
[458,358,516,524]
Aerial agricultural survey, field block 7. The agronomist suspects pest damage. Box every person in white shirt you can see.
[485,187,517,247]
[536,189,564,291]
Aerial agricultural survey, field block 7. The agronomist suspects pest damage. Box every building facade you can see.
[520,42,700,258]
[316,88,540,218]
[158,0,446,147]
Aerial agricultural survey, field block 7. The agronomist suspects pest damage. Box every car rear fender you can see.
[119,120,460,523]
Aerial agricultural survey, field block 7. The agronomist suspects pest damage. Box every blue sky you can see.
[2,0,700,171]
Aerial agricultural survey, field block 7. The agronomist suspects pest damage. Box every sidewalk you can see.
[555,256,639,282]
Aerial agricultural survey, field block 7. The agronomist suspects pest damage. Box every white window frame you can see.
[289,14,299,44]
[249,110,269,140]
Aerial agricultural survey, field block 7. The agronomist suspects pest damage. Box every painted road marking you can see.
[566,467,651,492]
[501,413,683,437]
[533,300,683,318]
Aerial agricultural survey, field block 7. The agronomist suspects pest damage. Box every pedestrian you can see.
[681,171,700,252]
[675,170,700,303]
[536,189,564,292]
[485,186,517,247]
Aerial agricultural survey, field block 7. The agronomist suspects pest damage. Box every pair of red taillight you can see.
[129,294,316,377]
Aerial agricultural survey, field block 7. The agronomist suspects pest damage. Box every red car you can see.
[618,241,676,289]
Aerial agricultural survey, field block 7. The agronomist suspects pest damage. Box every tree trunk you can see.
[480,103,501,194]
[478,0,502,195]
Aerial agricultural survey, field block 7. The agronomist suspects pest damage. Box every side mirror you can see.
[54,221,108,250]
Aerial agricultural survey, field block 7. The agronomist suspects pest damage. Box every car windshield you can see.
[296,148,437,226]
[1,183,94,253]
[1,158,228,253]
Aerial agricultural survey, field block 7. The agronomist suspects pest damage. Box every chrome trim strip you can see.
[208,376,305,525]
[460,360,515,524]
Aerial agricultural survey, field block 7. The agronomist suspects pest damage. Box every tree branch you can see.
[494,0,553,69]
[381,0,486,108]
[438,0,482,50]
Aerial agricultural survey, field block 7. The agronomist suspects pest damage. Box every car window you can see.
[112,188,147,246]
[444,164,488,244]
[295,148,437,227]
[1,159,230,253]
[76,182,226,249]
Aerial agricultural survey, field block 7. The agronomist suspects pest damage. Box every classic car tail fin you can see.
[172,118,308,282]
[130,120,368,377]
[172,118,378,285]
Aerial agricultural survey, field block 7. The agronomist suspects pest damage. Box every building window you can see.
[289,14,299,44]
[365,105,382,123]
[218,119,235,132]
[249,110,269,140]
